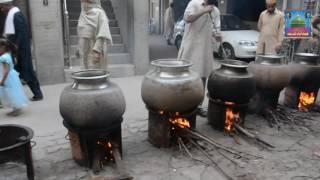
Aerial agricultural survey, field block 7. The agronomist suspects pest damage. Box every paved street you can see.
[0,76,320,180]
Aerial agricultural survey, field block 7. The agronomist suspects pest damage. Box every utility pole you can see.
[316,0,319,15]
[282,0,287,11]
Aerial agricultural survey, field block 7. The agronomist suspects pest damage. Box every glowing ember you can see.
[170,117,191,128]
[97,141,112,147]
[225,107,240,132]
[298,91,316,111]
[97,141,114,163]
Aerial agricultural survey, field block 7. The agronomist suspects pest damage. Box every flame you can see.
[159,110,191,129]
[298,91,316,111]
[225,101,235,106]
[225,107,240,132]
[170,117,191,128]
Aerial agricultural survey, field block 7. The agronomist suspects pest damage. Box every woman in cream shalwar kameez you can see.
[178,0,220,79]
[257,0,285,55]
[78,0,112,70]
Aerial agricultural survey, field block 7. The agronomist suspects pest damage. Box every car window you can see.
[221,15,251,31]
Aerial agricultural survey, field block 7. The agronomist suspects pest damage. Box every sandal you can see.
[197,107,208,117]
[7,108,22,117]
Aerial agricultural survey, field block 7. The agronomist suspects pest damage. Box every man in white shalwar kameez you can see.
[78,0,112,70]
[257,0,285,55]
[178,0,220,80]
[164,3,175,45]
[178,0,220,117]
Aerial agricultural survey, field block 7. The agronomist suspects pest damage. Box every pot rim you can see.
[151,59,193,68]
[257,54,285,59]
[0,124,34,152]
[71,69,110,80]
[220,59,248,68]
[294,53,320,58]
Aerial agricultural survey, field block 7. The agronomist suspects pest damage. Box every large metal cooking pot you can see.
[288,53,320,87]
[141,59,204,112]
[59,70,126,129]
[207,60,256,104]
[0,124,34,180]
[248,55,290,91]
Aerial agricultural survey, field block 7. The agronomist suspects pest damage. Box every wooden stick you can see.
[178,138,209,165]
[178,138,193,159]
[112,147,134,180]
[189,138,234,180]
[265,107,280,129]
[233,123,275,149]
[183,128,262,159]
[197,134,244,168]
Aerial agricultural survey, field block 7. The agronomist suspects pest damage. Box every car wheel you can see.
[175,36,182,50]
[220,43,235,59]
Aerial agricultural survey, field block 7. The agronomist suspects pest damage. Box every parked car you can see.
[173,14,260,59]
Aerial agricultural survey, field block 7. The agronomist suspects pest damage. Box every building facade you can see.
[10,0,319,84]
[11,0,150,85]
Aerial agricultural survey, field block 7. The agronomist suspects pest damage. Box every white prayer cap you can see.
[0,0,13,4]
[266,0,276,4]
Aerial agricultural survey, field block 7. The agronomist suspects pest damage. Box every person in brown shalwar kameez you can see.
[78,0,112,70]
[257,0,285,55]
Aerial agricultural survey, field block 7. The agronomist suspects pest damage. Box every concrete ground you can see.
[0,76,320,180]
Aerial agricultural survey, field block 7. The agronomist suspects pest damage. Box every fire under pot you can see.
[147,107,197,147]
[208,98,248,132]
[284,53,320,111]
[59,70,126,171]
[141,59,204,148]
[63,120,122,171]
[248,55,290,113]
[207,60,256,133]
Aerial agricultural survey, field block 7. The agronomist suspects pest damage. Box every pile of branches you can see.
[173,127,264,180]
[262,104,320,132]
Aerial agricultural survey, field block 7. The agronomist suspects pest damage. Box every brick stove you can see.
[141,59,204,147]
